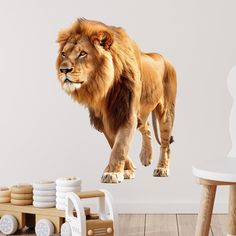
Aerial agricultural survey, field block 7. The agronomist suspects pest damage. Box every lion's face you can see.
[56,35,101,93]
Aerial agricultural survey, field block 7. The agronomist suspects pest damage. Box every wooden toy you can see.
[0,187,11,203]
[0,187,10,197]
[33,181,56,209]
[11,185,33,194]
[0,197,10,204]
[33,181,56,191]
[11,193,32,200]
[56,177,81,187]
[11,199,32,206]
[11,185,33,206]
[0,200,90,235]
[0,190,117,236]
[56,177,81,211]
[33,189,56,196]
[61,190,118,236]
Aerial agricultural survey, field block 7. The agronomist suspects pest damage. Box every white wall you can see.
[0,0,235,213]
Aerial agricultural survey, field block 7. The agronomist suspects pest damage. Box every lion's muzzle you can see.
[60,67,73,74]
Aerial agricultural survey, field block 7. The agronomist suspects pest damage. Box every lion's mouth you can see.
[64,78,84,85]
[62,77,85,92]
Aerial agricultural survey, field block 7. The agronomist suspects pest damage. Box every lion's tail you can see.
[152,111,161,145]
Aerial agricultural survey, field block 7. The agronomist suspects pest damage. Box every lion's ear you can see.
[91,31,113,50]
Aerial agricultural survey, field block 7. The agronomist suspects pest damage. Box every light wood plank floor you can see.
[118,214,227,236]
[3,214,227,236]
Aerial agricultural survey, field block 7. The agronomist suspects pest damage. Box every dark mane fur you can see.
[106,76,135,133]
[88,108,104,132]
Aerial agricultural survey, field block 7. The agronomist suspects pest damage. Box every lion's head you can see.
[56,19,117,106]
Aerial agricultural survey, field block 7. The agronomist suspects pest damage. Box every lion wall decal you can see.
[56,19,177,183]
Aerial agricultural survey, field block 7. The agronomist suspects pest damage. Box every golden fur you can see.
[56,19,177,183]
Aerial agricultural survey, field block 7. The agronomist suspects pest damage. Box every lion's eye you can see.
[61,52,66,58]
[79,51,87,59]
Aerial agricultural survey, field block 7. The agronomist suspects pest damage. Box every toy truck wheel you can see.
[61,222,72,236]
[35,219,54,236]
[0,214,18,235]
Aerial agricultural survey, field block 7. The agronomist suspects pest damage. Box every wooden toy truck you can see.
[0,190,118,236]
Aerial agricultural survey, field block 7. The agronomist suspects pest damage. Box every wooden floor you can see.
[6,214,227,236]
[118,214,228,236]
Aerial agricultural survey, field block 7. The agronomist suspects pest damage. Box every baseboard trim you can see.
[117,202,228,214]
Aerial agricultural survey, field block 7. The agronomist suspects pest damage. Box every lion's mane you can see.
[56,19,142,135]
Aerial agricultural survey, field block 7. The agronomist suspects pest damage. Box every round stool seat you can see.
[193,157,236,182]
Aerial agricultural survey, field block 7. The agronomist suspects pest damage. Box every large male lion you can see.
[56,19,177,183]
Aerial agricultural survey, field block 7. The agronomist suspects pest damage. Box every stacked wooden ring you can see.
[33,181,56,208]
[0,187,11,203]
[11,185,33,205]
[56,177,81,210]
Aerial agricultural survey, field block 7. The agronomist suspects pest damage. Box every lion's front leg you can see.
[102,157,136,183]
[101,115,137,183]
[124,158,136,179]
[102,160,125,184]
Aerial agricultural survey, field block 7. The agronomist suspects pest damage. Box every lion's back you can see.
[140,52,165,105]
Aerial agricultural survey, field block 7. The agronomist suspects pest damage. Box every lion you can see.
[56,19,177,183]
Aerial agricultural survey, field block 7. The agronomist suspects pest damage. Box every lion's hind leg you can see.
[153,104,175,177]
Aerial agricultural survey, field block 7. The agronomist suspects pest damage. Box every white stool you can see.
[193,66,236,236]
[193,158,236,236]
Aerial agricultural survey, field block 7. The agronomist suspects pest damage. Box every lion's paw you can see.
[139,147,153,167]
[101,172,124,183]
[124,169,135,179]
[153,167,169,177]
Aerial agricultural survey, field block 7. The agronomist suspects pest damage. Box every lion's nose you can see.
[60,67,73,74]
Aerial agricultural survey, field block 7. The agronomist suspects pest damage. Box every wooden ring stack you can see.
[56,177,81,210]
[0,187,11,203]
[11,185,33,205]
[33,181,56,208]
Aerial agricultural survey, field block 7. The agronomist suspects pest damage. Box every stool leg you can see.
[228,185,236,236]
[195,184,217,236]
